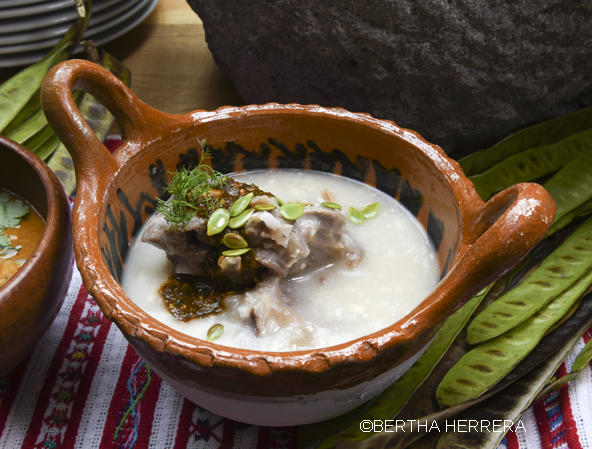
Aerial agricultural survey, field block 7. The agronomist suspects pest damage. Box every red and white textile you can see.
[1,265,591,449]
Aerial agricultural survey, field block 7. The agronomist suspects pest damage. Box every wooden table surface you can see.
[102,0,245,116]
[0,0,245,117]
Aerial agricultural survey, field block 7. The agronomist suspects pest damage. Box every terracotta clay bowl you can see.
[41,60,555,426]
[0,136,73,378]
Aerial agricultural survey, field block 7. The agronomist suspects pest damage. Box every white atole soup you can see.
[122,168,440,351]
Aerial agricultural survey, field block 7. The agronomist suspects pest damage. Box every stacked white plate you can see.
[0,0,159,67]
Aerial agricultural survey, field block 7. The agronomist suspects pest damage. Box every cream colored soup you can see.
[122,170,440,351]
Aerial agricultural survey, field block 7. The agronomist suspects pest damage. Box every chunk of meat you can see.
[142,185,363,342]
[224,274,313,347]
[244,205,363,276]
[141,213,210,275]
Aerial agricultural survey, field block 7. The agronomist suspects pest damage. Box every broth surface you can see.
[122,170,440,351]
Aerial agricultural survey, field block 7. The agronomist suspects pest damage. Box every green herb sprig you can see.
[155,140,228,232]
[0,192,30,257]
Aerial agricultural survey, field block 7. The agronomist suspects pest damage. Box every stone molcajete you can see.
[41,59,554,426]
[187,0,592,157]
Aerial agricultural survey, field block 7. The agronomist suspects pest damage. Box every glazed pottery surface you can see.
[0,136,73,378]
[41,60,555,426]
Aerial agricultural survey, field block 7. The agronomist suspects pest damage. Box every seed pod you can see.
[0,0,90,133]
[458,104,592,177]
[543,150,592,234]
[467,215,592,345]
[437,267,592,408]
[469,129,592,201]
[33,133,62,161]
[436,323,586,449]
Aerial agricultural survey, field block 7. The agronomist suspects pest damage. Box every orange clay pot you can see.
[0,136,73,378]
[41,59,555,426]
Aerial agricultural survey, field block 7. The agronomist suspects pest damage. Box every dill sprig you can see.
[155,141,228,232]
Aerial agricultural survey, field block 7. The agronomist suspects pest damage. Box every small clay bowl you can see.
[41,60,555,426]
[0,136,73,378]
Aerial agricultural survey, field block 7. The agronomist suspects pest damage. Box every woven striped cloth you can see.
[1,267,591,449]
[1,137,590,448]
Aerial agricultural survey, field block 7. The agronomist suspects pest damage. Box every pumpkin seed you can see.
[206,324,224,342]
[348,207,365,224]
[274,196,285,206]
[362,202,380,219]
[332,286,491,444]
[229,192,253,217]
[228,208,254,229]
[467,215,592,345]
[254,204,277,211]
[280,203,305,220]
[221,233,248,249]
[458,104,592,177]
[438,267,592,408]
[207,208,230,236]
[222,248,250,257]
[469,129,592,201]
[321,201,342,211]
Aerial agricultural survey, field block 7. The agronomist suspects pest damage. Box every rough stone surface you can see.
[187,0,592,157]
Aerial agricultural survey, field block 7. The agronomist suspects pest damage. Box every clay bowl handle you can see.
[412,182,556,332]
[41,60,169,191]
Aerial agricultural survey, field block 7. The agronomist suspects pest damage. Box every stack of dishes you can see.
[0,0,159,68]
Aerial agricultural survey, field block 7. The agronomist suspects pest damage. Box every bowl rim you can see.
[73,103,489,375]
[39,56,552,378]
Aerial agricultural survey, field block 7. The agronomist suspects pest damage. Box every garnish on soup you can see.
[0,190,44,288]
